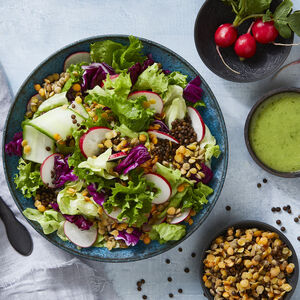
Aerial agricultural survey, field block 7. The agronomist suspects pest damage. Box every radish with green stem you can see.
[214,23,240,74]
[234,33,257,59]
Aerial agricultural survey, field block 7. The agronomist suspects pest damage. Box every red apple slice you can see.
[64,221,97,248]
[128,91,163,113]
[147,130,179,144]
[170,208,191,224]
[79,127,112,158]
[64,52,91,71]
[144,173,172,204]
[40,153,61,188]
[187,106,205,142]
[100,74,120,87]
[108,151,128,161]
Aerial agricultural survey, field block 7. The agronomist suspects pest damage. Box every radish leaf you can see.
[288,11,300,36]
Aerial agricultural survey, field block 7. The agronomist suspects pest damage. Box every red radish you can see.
[100,74,120,87]
[170,208,191,224]
[79,127,112,158]
[252,19,278,44]
[103,207,127,223]
[147,130,179,144]
[27,94,42,111]
[128,91,163,114]
[144,173,172,204]
[40,153,61,188]
[234,33,256,59]
[64,221,97,248]
[64,52,90,71]
[187,107,206,142]
[108,151,128,161]
[214,24,238,48]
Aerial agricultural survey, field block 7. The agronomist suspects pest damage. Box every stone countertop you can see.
[0,0,299,299]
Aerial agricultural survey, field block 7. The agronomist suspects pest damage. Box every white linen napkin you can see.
[0,65,114,300]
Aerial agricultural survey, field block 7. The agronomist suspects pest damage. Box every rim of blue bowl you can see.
[199,220,299,299]
[2,34,228,262]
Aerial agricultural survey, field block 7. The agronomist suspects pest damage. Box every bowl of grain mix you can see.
[200,220,299,299]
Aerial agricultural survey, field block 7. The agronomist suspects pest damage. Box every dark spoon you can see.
[0,196,33,256]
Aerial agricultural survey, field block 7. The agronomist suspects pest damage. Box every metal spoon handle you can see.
[0,196,33,256]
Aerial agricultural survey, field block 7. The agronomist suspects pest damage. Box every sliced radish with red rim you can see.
[187,106,205,142]
[103,207,127,223]
[64,52,91,71]
[108,151,127,161]
[40,153,61,188]
[79,127,112,158]
[170,208,191,224]
[64,221,97,248]
[147,130,179,144]
[144,173,172,204]
[128,91,163,114]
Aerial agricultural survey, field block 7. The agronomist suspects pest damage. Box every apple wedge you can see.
[64,221,97,248]
[187,106,205,142]
[64,52,90,71]
[128,91,163,114]
[144,173,172,204]
[147,130,179,144]
[40,153,61,188]
[170,208,191,224]
[79,127,112,158]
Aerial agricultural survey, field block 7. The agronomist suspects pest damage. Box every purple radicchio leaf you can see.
[5,132,23,156]
[190,163,213,185]
[50,202,93,230]
[87,183,106,206]
[81,62,115,91]
[114,145,151,175]
[141,54,155,72]
[152,120,170,133]
[115,228,142,246]
[53,155,78,188]
[183,75,203,103]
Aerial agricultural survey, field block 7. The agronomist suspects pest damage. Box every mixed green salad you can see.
[5,36,220,250]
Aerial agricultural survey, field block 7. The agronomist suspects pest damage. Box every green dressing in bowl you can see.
[249,92,300,173]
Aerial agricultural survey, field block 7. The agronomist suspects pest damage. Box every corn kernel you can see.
[139,134,147,142]
[21,140,28,147]
[73,83,81,92]
[75,96,82,103]
[24,145,31,154]
[37,205,46,212]
[143,236,151,244]
[34,84,41,91]
[53,133,61,141]
[39,88,45,97]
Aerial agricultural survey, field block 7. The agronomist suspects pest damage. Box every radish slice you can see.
[108,152,128,161]
[103,207,127,223]
[79,127,112,158]
[170,208,191,224]
[64,52,91,71]
[100,74,120,87]
[147,130,179,144]
[64,221,97,248]
[27,94,42,111]
[128,91,163,113]
[187,106,206,142]
[144,173,172,204]
[40,153,61,188]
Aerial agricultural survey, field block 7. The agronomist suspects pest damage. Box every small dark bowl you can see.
[244,87,300,178]
[194,0,294,82]
[199,220,299,299]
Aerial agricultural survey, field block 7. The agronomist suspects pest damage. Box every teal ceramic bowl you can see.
[3,35,228,262]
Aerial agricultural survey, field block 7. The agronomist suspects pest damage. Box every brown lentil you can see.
[137,287,142,291]
[276,207,281,212]
[225,205,231,211]
[184,267,189,273]
[169,293,174,298]
[257,183,261,188]
[45,146,51,151]
[281,226,286,232]
[165,259,171,264]
[178,288,183,293]
[142,296,147,300]
[167,277,172,282]
[170,117,197,145]
[294,217,299,223]
[276,220,282,225]
[263,178,268,183]
[191,252,196,258]
[178,247,182,252]
[283,206,287,211]
[298,236,300,241]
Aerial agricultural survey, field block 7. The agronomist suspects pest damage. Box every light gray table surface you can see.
[0,1,299,299]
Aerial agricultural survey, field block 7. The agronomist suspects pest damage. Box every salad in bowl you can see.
[5,36,220,250]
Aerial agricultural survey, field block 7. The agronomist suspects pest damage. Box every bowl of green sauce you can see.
[245,88,300,178]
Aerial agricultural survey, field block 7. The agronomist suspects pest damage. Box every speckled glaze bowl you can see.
[3,35,228,262]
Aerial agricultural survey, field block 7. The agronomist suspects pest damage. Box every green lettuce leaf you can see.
[134,63,169,94]
[149,223,186,244]
[93,234,106,247]
[23,208,64,234]
[116,124,139,139]
[102,72,132,98]
[103,172,157,226]
[62,62,87,92]
[163,85,184,105]
[164,96,187,129]
[90,36,145,73]
[86,76,155,132]
[182,182,213,212]
[167,72,187,88]
[14,158,43,198]
[78,148,117,180]
[57,181,99,218]
[200,125,221,162]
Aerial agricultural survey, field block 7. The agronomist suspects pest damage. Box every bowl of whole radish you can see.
[194,0,300,82]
